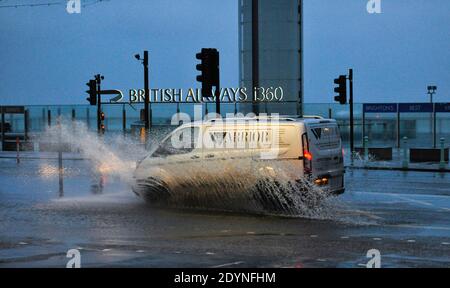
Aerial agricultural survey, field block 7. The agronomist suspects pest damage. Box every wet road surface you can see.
[0,158,449,268]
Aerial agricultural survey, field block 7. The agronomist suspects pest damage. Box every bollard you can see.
[364,136,369,161]
[440,138,446,170]
[122,106,126,135]
[402,136,408,169]
[86,108,90,129]
[176,103,181,126]
[47,110,51,127]
[57,116,64,197]
[16,137,20,164]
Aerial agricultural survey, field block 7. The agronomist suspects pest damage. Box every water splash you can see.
[39,119,153,184]
[135,155,340,219]
[38,164,65,178]
[39,120,347,220]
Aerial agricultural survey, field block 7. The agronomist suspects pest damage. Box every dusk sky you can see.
[0,0,449,105]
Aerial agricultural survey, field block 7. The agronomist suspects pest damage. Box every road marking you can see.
[102,249,111,252]
[441,242,450,245]
[385,224,450,231]
[406,239,416,243]
[211,261,244,268]
[353,191,450,211]
[340,236,350,239]
[354,191,435,207]
[206,252,215,255]
[136,250,145,253]
[338,209,384,220]
[372,238,382,241]
[353,191,450,200]
[18,242,28,245]
[354,191,450,213]
[310,235,318,238]
[392,195,434,207]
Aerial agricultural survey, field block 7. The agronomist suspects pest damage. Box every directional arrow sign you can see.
[99,90,123,103]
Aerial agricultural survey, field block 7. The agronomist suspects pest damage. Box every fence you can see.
[2,103,450,149]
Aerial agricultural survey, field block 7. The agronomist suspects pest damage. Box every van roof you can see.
[183,115,336,128]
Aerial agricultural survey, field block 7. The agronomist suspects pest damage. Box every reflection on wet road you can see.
[0,158,449,267]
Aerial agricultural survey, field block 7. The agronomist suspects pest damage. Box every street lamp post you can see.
[427,85,437,148]
[135,51,150,133]
[427,85,437,103]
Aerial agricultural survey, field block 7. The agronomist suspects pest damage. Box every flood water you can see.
[0,122,449,267]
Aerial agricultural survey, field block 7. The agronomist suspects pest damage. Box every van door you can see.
[305,122,344,192]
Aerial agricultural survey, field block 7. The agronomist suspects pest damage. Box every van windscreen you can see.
[307,124,340,150]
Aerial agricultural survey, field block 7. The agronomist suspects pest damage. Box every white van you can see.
[132,116,345,205]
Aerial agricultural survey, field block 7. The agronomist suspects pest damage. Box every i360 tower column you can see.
[239,0,303,116]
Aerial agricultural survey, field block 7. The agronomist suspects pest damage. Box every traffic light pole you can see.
[215,55,221,115]
[143,51,150,132]
[96,75,102,134]
[349,69,354,155]
[143,50,150,132]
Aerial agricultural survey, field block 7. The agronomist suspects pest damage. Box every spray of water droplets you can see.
[39,119,152,184]
[37,119,356,221]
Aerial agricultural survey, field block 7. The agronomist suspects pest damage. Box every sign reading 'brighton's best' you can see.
[364,103,450,114]
[398,103,434,113]
[363,103,397,113]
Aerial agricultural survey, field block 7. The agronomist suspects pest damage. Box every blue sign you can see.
[398,103,433,113]
[435,103,450,113]
[363,103,397,113]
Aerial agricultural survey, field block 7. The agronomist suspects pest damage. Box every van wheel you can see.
[141,177,171,204]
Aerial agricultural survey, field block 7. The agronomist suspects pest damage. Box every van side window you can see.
[153,127,199,157]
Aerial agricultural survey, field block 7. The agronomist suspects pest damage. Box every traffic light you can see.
[334,75,347,105]
[196,48,219,98]
[86,79,97,105]
[100,112,105,133]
